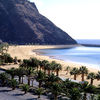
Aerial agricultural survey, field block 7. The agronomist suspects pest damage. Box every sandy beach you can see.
[2,45,99,86]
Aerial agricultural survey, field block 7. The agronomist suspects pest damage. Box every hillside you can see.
[0,0,77,45]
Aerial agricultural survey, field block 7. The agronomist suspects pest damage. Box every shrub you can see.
[0,72,9,86]
[9,79,18,90]
[36,88,44,98]
[20,84,30,94]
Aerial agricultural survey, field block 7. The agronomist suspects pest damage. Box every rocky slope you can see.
[0,0,77,45]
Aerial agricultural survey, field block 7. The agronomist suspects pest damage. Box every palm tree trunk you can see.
[54,94,57,100]
[38,94,40,98]
[90,79,93,85]
[11,75,14,80]
[19,76,21,84]
[48,70,50,75]
[12,87,15,90]
[82,73,84,81]
[25,91,27,94]
[28,77,30,86]
[83,93,87,100]
[37,66,38,71]
[22,76,24,84]
[56,71,59,76]
[32,79,34,87]
[2,80,6,87]
[39,81,42,88]
[74,74,77,80]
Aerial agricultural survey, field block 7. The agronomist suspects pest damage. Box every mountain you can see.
[0,0,77,45]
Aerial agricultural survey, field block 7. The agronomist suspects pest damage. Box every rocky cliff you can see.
[0,0,77,45]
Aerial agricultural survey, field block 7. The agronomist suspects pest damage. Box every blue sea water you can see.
[76,39,100,45]
[36,46,100,70]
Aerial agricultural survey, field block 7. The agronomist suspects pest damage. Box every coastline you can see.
[6,45,100,86]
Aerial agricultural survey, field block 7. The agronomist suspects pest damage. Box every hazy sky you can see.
[29,0,100,39]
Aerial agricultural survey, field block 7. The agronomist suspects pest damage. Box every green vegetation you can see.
[35,70,46,88]
[0,43,14,65]
[20,84,30,94]
[79,66,88,81]
[0,72,9,86]
[0,43,100,99]
[87,72,96,85]
[6,68,17,79]
[70,67,79,80]
[9,79,18,90]
[16,67,26,84]
[36,88,44,98]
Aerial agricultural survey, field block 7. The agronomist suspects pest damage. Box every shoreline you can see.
[7,45,100,86]
[7,45,99,72]
[35,47,100,71]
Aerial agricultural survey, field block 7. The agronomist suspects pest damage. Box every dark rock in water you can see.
[0,0,77,45]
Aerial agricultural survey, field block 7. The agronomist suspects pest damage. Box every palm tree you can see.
[36,88,44,98]
[96,71,100,80]
[87,72,96,85]
[16,67,26,84]
[50,82,62,100]
[21,59,35,69]
[9,79,18,90]
[39,61,42,71]
[79,66,88,81]
[81,82,96,100]
[45,73,61,89]
[47,73,61,83]
[35,70,46,88]
[2,43,9,54]
[41,60,49,73]
[50,61,57,73]
[69,88,81,100]
[26,67,34,86]
[20,59,30,68]
[65,66,71,74]
[30,77,34,87]
[0,43,9,55]
[30,71,36,87]
[97,94,100,100]
[55,63,62,76]
[62,79,80,96]
[45,63,52,75]
[20,84,30,94]
[70,67,79,80]
[6,68,17,79]
[80,81,89,100]
[4,53,13,63]
[0,72,9,86]
[30,58,40,71]
[13,57,18,64]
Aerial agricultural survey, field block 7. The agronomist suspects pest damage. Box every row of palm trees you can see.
[68,66,100,85]
[20,58,62,76]
[70,66,88,81]
[6,57,100,86]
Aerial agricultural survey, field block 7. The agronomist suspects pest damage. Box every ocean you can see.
[77,39,100,45]
[36,39,100,69]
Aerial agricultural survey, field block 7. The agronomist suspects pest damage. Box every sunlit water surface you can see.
[36,46,100,69]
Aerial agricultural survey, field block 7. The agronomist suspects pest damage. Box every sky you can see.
[29,0,100,39]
